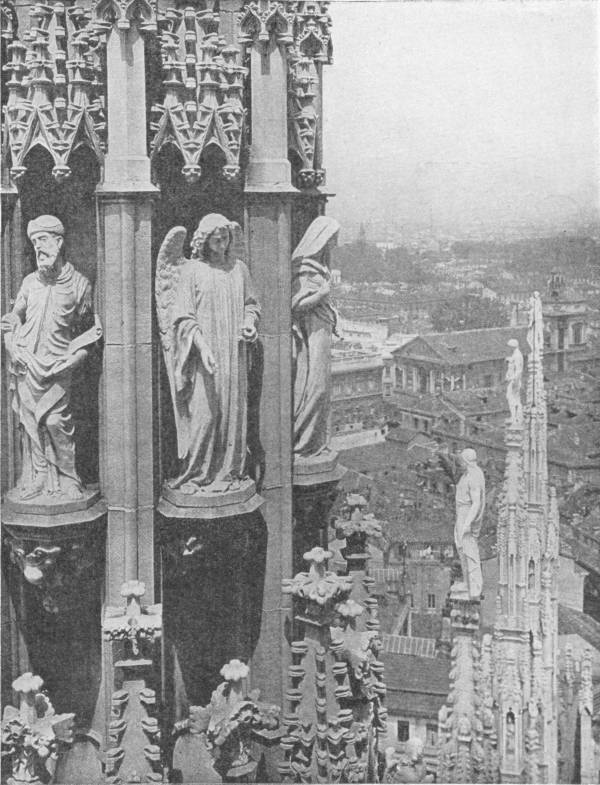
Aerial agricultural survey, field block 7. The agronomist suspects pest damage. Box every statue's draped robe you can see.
[9,263,92,488]
[454,465,485,598]
[292,257,336,458]
[170,258,260,490]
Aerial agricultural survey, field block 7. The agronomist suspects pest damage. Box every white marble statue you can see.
[505,338,524,425]
[1,216,101,502]
[454,448,485,600]
[155,214,260,495]
[292,216,340,460]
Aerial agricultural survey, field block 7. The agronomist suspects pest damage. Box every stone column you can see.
[240,4,296,707]
[245,190,295,707]
[95,19,159,604]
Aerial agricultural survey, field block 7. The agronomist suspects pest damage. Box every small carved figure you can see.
[155,214,260,494]
[454,448,485,600]
[292,216,340,460]
[1,216,101,501]
[505,338,523,425]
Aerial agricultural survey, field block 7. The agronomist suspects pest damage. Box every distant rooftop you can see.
[558,603,600,653]
[382,651,450,718]
[394,326,529,366]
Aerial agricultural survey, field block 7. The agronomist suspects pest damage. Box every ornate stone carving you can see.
[2,3,106,184]
[383,740,432,783]
[1,673,74,785]
[102,581,163,784]
[4,534,99,614]
[91,0,157,34]
[287,2,332,188]
[150,5,246,183]
[0,0,18,42]
[1,216,103,507]
[292,216,340,476]
[238,0,295,51]
[282,547,353,617]
[453,448,485,601]
[280,547,386,783]
[288,53,321,188]
[103,580,162,656]
[155,214,262,516]
[173,659,281,782]
[334,493,382,567]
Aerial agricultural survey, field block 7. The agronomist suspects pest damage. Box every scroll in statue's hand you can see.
[50,349,87,379]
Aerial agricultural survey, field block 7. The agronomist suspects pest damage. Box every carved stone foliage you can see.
[102,581,163,784]
[150,5,246,184]
[91,0,157,34]
[1,673,74,785]
[235,0,331,188]
[173,659,281,782]
[436,594,490,785]
[280,548,386,783]
[103,580,162,658]
[333,493,382,564]
[383,741,432,784]
[2,2,106,184]
[287,2,331,189]
[237,0,295,51]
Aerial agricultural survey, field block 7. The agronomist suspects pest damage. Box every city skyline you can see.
[324,1,600,241]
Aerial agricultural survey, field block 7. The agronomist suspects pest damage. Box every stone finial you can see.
[103,580,162,656]
[1,673,75,785]
[282,547,353,613]
[173,658,281,782]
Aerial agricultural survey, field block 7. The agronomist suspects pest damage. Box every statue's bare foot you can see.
[20,477,47,500]
[60,479,83,500]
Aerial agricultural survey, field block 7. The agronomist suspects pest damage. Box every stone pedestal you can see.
[157,480,264,521]
[1,497,107,749]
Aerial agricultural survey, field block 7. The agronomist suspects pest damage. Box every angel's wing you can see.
[155,227,188,451]
[155,226,187,355]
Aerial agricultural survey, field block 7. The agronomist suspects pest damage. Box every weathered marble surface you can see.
[1,216,102,507]
[453,448,485,600]
[156,214,260,499]
[292,216,340,464]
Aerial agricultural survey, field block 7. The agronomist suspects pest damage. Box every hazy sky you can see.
[323,1,599,239]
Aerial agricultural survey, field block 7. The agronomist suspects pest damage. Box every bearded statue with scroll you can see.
[155,214,261,498]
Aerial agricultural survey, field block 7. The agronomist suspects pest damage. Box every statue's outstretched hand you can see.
[241,322,257,343]
[200,345,217,375]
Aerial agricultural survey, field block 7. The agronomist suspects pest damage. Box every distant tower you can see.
[357,222,367,247]
[437,292,561,784]
[492,290,559,783]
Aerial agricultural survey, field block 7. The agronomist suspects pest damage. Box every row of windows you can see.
[409,593,437,609]
[396,720,438,746]
[333,376,380,397]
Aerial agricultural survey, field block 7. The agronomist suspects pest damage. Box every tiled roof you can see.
[383,652,450,717]
[338,440,416,475]
[394,326,529,366]
[558,603,600,652]
[382,634,437,658]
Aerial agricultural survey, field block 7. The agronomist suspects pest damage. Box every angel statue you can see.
[155,214,261,496]
[292,216,340,462]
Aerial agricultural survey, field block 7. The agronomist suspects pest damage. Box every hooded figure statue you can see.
[291,216,340,460]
